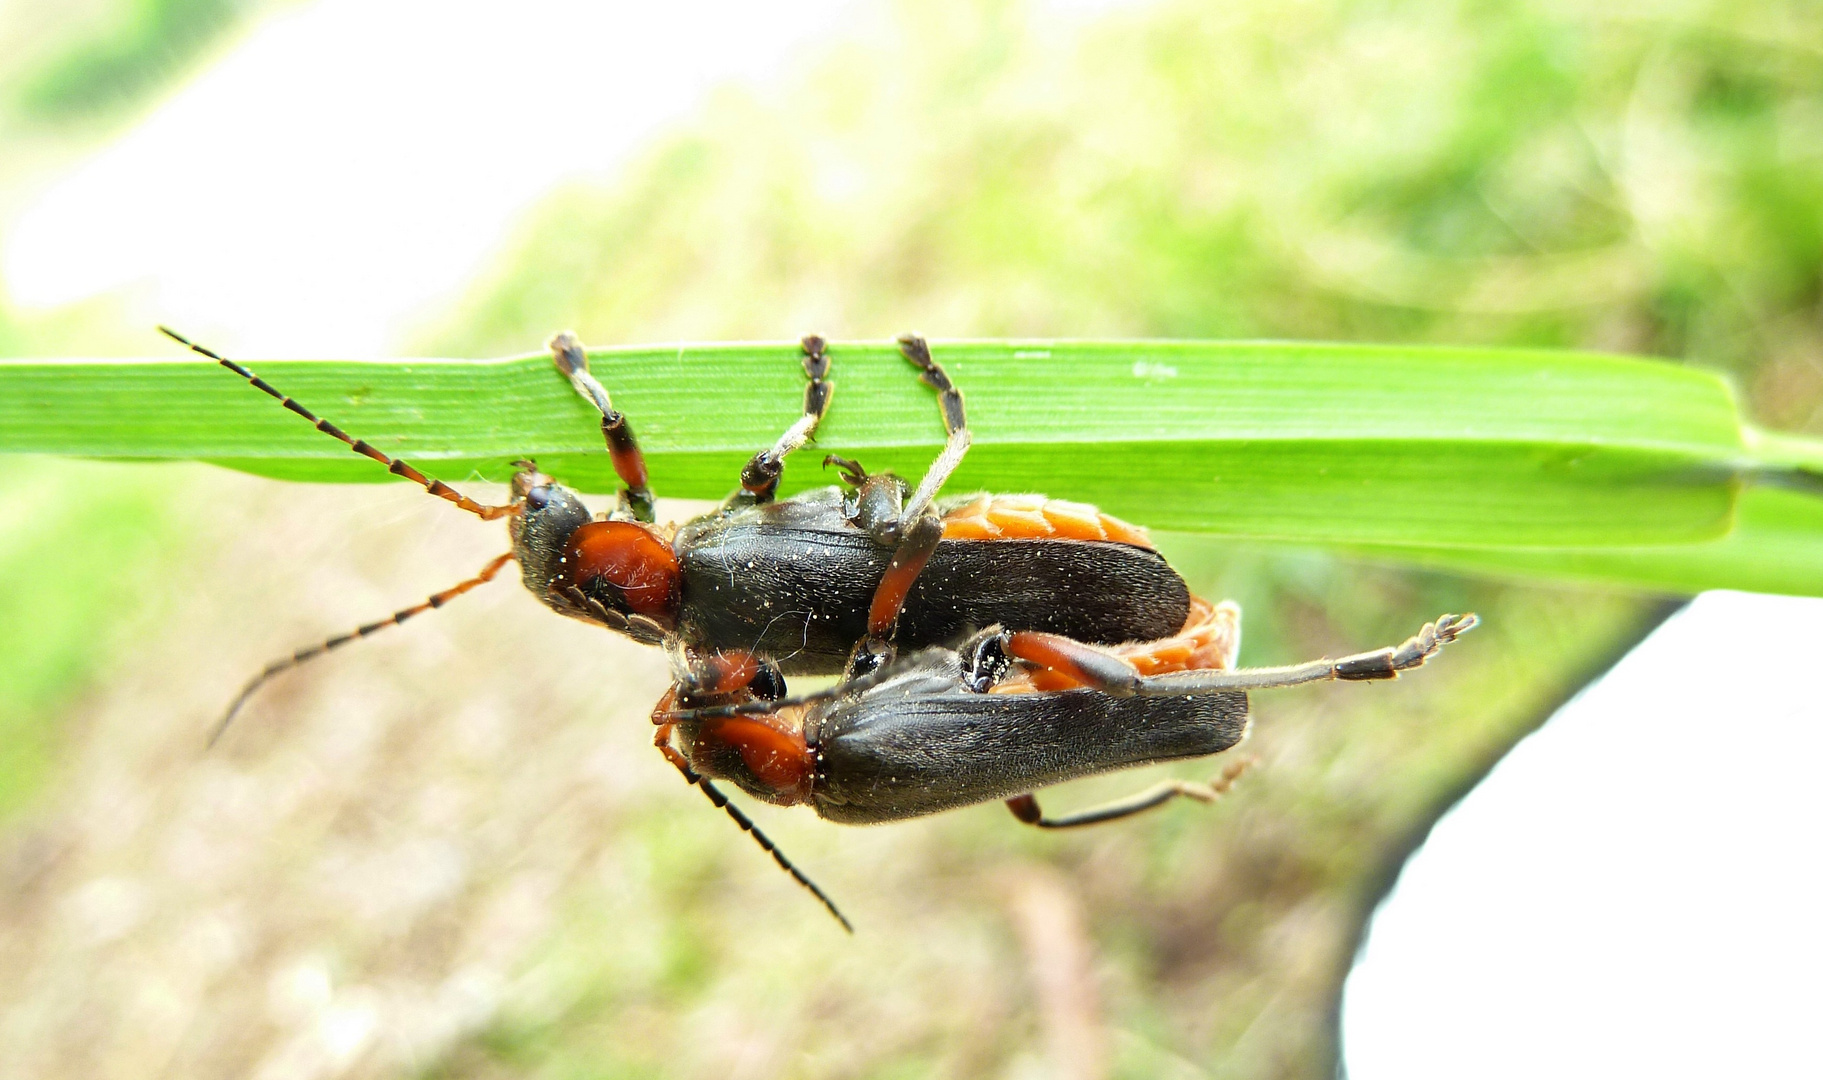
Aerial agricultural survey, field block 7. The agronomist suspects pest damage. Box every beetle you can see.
[653,604,1478,927]
[515,331,1191,686]
[162,329,1196,742]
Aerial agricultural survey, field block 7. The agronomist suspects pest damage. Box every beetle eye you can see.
[524,486,551,510]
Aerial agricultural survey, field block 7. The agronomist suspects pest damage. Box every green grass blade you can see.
[0,339,1770,556]
[1159,480,1823,597]
[1352,484,1823,596]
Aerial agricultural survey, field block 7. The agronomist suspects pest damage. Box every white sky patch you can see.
[3,0,862,355]
[4,0,1159,357]
[1344,590,1823,1079]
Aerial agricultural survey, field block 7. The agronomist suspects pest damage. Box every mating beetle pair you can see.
[186,330,1194,730]
[165,328,1476,929]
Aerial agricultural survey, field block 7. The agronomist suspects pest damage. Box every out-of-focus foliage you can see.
[439,0,1823,426]
[0,0,277,802]
[0,461,193,815]
[0,0,275,820]
[7,0,260,121]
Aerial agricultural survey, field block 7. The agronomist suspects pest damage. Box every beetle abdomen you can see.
[940,495,1155,547]
[907,537,1190,653]
[809,689,1250,824]
[677,526,1191,674]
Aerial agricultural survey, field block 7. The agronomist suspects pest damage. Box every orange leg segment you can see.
[1003,631,1143,694]
[865,514,944,639]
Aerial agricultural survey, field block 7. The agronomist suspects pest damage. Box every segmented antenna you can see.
[686,769,853,933]
[159,327,518,521]
[209,552,516,746]
[652,726,850,931]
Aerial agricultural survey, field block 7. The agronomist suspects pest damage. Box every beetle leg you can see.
[847,513,945,677]
[841,336,971,675]
[948,626,1149,694]
[1007,598,1240,691]
[1004,757,1256,829]
[739,334,835,504]
[897,333,971,522]
[651,720,852,932]
[1135,613,1479,695]
[822,454,869,487]
[671,647,787,704]
[1002,630,1144,694]
[1113,597,1242,675]
[947,625,1148,695]
[990,610,1470,698]
[656,649,922,723]
[549,332,656,523]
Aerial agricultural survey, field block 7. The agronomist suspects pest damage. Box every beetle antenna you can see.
[650,721,848,929]
[691,774,852,932]
[651,737,849,930]
[159,327,519,522]
[208,552,516,746]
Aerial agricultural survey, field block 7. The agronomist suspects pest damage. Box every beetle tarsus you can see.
[738,334,837,503]
[1136,612,1480,694]
[897,333,971,522]
[1337,612,1480,681]
[822,454,869,486]
[548,332,656,523]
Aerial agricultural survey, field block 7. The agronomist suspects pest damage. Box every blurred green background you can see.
[0,0,1818,1077]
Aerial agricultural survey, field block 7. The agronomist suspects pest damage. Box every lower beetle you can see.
[653,603,1479,927]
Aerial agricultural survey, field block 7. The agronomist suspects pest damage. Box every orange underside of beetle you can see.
[939,495,1155,549]
[1000,596,1240,692]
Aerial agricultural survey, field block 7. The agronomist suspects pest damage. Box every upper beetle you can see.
[512,332,1191,686]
